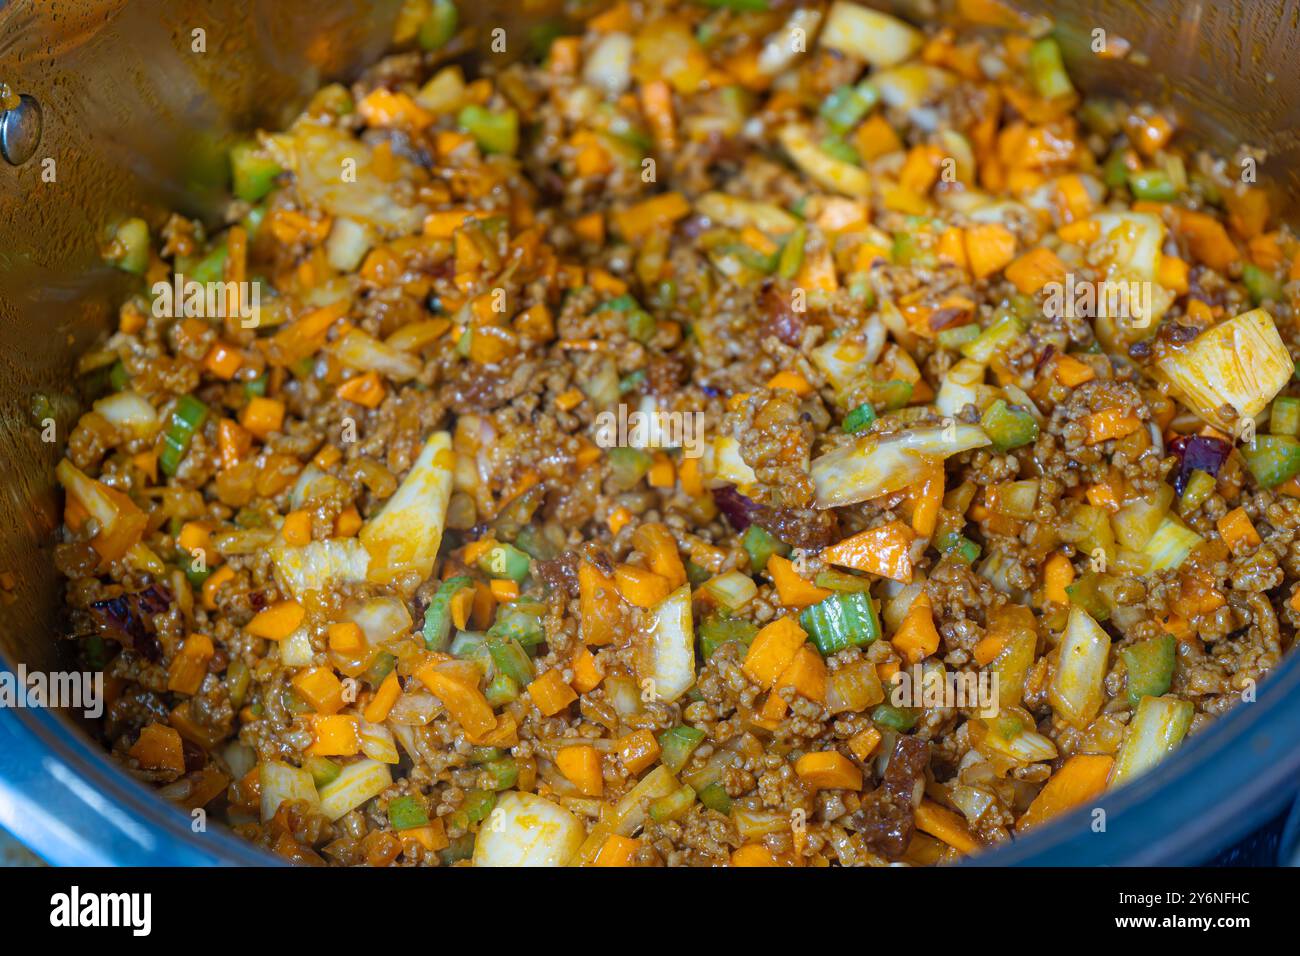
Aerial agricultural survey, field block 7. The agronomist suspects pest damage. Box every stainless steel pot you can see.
[0,0,1297,865]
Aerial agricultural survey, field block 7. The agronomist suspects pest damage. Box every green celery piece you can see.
[872,703,918,732]
[658,725,706,773]
[698,612,759,661]
[159,395,209,477]
[741,525,789,574]
[820,135,860,165]
[697,781,732,814]
[777,225,807,279]
[484,673,520,707]
[980,399,1039,452]
[423,575,473,650]
[1029,37,1075,99]
[304,756,341,789]
[361,650,396,688]
[107,218,150,274]
[1127,169,1178,202]
[1271,396,1300,437]
[477,542,531,582]
[1178,469,1216,514]
[936,323,980,350]
[800,591,880,656]
[230,141,283,202]
[483,757,518,791]
[486,633,534,686]
[489,597,546,647]
[1122,634,1177,707]
[450,789,496,830]
[648,785,697,823]
[458,105,519,155]
[1066,571,1110,622]
[607,446,653,490]
[418,0,459,51]
[387,795,429,830]
[1242,263,1283,305]
[842,401,877,434]
[1240,434,1300,488]
[813,568,872,592]
[820,85,873,135]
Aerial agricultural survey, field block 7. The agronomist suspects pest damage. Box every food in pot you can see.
[55,0,1297,866]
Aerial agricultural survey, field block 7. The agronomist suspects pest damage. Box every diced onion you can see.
[259,760,319,821]
[317,758,392,821]
[474,791,584,867]
[635,584,696,703]
[1048,607,1111,729]
[818,2,922,67]
[811,424,990,508]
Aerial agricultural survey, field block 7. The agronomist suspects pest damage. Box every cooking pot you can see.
[0,0,1297,866]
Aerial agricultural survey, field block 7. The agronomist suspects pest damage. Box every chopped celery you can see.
[1127,169,1178,202]
[486,633,534,686]
[244,374,268,398]
[108,360,130,392]
[457,105,519,155]
[1178,469,1217,513]
[607,446,653,490]
[484,673,520,707]
[1066,571,1110,622]
[1242,263,1283,305]
[1240,434,1300,488]
[449,789,496,830]
[159,395,209,477]
[813,568,873,592]
[482,757,518,791]
[477,542,531,581]
[423,575,473,650]
[449,630,488,660]
[1122,634,1176,707]
[698,612,758,660]
[1029,37,1075,100]
[1142,516,1202,571]
[439,833,476,864]
[872,702,918,732]
[865,379,913,412]
[649,785,697,823]
[1111,695,1193,786]
[697,781,732,814]
[418,0,459,51]
[304,755,341,789]
[820,135,861,166]
[106,218,150,274]
[980,399,1039,452]
[626,307,657,343]
[776,225,807,279]
[658,725,706,773]
[387,795,429,830]
[361,650,396,687]
[1271,396,1300,437]
[741,524,789,573]
[842,401,877,434]
[936,323,980,350]
[490,597,546,647]
[183,561,211,588]
[961,312,1024,363]
[230,141,283,202]
[820,84,877,135]
[936,531,981,563]
[800,591,880,656]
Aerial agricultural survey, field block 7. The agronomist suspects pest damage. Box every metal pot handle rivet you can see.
[0,94,43,167]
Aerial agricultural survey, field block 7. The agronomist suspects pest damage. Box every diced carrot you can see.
[555,744,603,797]
[910,456,945,537]
[647,453,676,488]
[203,342,243,380]
[1043,552,1075,605]
[631,522,687,589]
[592,834,640,867]
[1157,254,1190,294]
[937,226,968,271]
[1057,219,1099,244]
[766,370,814,396]
[731,844,778,867]
[327,621,364,654]
[1085,408,1142,445]
[607,506,632,536]
[307,714,361,756]
[336,372,386,408]
[449,587,475,631]
[1085,478,1121,512]
[898,144,944,196]
[578,560,621,646]
[616,729,661,775]
[611,193,692,241]
[794,751,863,791]
[742,616,808,689]
[1175,209,1240,272]
[854,114,902,161]
[526,668,578,717]
[292,666,346,715]
[357,88,433,129]
[892,592,940,664]
[819,520,915,583]
[363,671,402,723]
[282,510,312,547]
[1017,754,1114,830]
[964,224,1017,280]
[1053,353,1095,387]
[614,564,672,608]
[416,661,499,740]
[166,633,214,695]
[1216,507,1261,550]
[914,799,978,853]
[334,506,363,538]
[1224,187,1270,239]
[555,388,584,411]
[129,723,185,774]
[972,633,1007,667]
[246,600,304,640]
[177,521,212,556]
[757,691,788,726]
[240,396,285,439]
[1005,247,1066,294]
[572,212,605,245]
[639,79,677,152]
[766,554,832,608]
[776,643,828,703]
[400,820,450,853]
[571,647,603,693]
